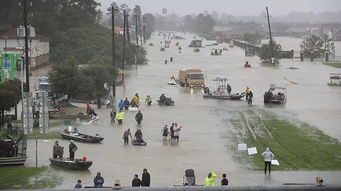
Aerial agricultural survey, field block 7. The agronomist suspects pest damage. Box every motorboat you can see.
[61,127,104,143]
[203,77,245,100]
[157,98,175,106]
[264,84,287,104]
[168,79,176,85]
[49,158,92,170]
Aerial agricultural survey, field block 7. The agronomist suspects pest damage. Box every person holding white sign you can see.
[262,147,275,174]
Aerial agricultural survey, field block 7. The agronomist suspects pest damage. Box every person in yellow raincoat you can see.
[132,93,140,107]
[245,86,251,100]
[116,109,124,124]
[203,172,217,186]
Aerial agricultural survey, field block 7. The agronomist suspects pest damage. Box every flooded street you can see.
[26,33,341,188]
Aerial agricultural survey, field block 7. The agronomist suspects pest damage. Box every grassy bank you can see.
[231,110,341,170]
[0,166,60,189]
[27,129,60,140]
[323,61,341,68]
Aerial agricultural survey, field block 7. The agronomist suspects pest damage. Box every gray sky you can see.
[98,0,341,16]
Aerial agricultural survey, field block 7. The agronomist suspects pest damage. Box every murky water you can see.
[25,33,341,188]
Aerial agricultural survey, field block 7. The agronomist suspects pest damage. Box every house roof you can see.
[0,28,49,42]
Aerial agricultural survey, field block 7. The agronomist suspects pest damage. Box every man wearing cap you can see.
[69,140,78,161]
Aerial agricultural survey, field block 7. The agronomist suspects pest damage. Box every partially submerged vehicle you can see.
[188,39,202,48]
[203,77,245,100]
[178,69,205,87]
[211,48,222,56]
[49,158,92,170]
[264,84,287,104]
[0,129,27,165]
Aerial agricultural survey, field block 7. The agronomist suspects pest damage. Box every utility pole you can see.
[140,17,143,47]
[266,6,274,65]
[135,14,139,66]
[126,13,130,43]
[122,10,127,74]
[111,3,116,98]
[23,0,30,91]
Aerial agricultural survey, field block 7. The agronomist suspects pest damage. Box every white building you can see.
[0,28,49,69]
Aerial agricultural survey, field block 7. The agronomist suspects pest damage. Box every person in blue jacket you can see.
[118,99,125,110]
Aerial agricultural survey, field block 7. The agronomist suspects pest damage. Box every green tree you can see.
[300,34,324,57]
[143,13,156,40]
[258,40,282,62]
[49,57,80,98]
[0,79,22,127]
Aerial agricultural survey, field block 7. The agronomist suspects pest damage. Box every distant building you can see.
[0,28,49,69]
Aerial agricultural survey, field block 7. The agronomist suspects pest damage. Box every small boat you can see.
[211,49,222,56]
[157,98,175,106]
[203,77,245,100]
[60,132,104,143]
[168,79,176,85]
[49,158,92,170]
[244,62,251,68]
[131,139,147,146]
[203,93,245,100]
[128,106,139,111]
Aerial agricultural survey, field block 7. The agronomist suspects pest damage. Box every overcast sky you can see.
[98,0,341,16]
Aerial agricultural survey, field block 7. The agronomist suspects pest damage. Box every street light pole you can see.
[111,3,116,99]
[23,0,30,91]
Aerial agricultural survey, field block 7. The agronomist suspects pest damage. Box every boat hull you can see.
[132,140,147,146]
[60,133,104,143]
[49,113,90,120]
[203,93,245,100]
[49,158,92,170]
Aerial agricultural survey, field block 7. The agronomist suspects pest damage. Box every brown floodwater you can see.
[25,32,341,188]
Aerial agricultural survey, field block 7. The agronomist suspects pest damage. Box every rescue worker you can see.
[203,172,217,186]
[245,86,251,100]
[145,95,152,106]
[93,172,104,188]
[262,147,275,174]
[116,109,124,124]
[118,99,125,110]
[135,110,143,125]
[53,140,63,159]
[132,93,139,107]
[123,129,132,144]
[124,98,130,110]
[69,140,78,161]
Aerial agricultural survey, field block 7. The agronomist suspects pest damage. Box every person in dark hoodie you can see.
[132,174,142,187]
[141,168,150,187]
[135,110,143,125]
[124,98,130,110]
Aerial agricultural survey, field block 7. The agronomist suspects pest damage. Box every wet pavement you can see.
[24,33,341,188]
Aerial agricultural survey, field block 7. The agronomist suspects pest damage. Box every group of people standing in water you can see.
[162,123,183,142]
